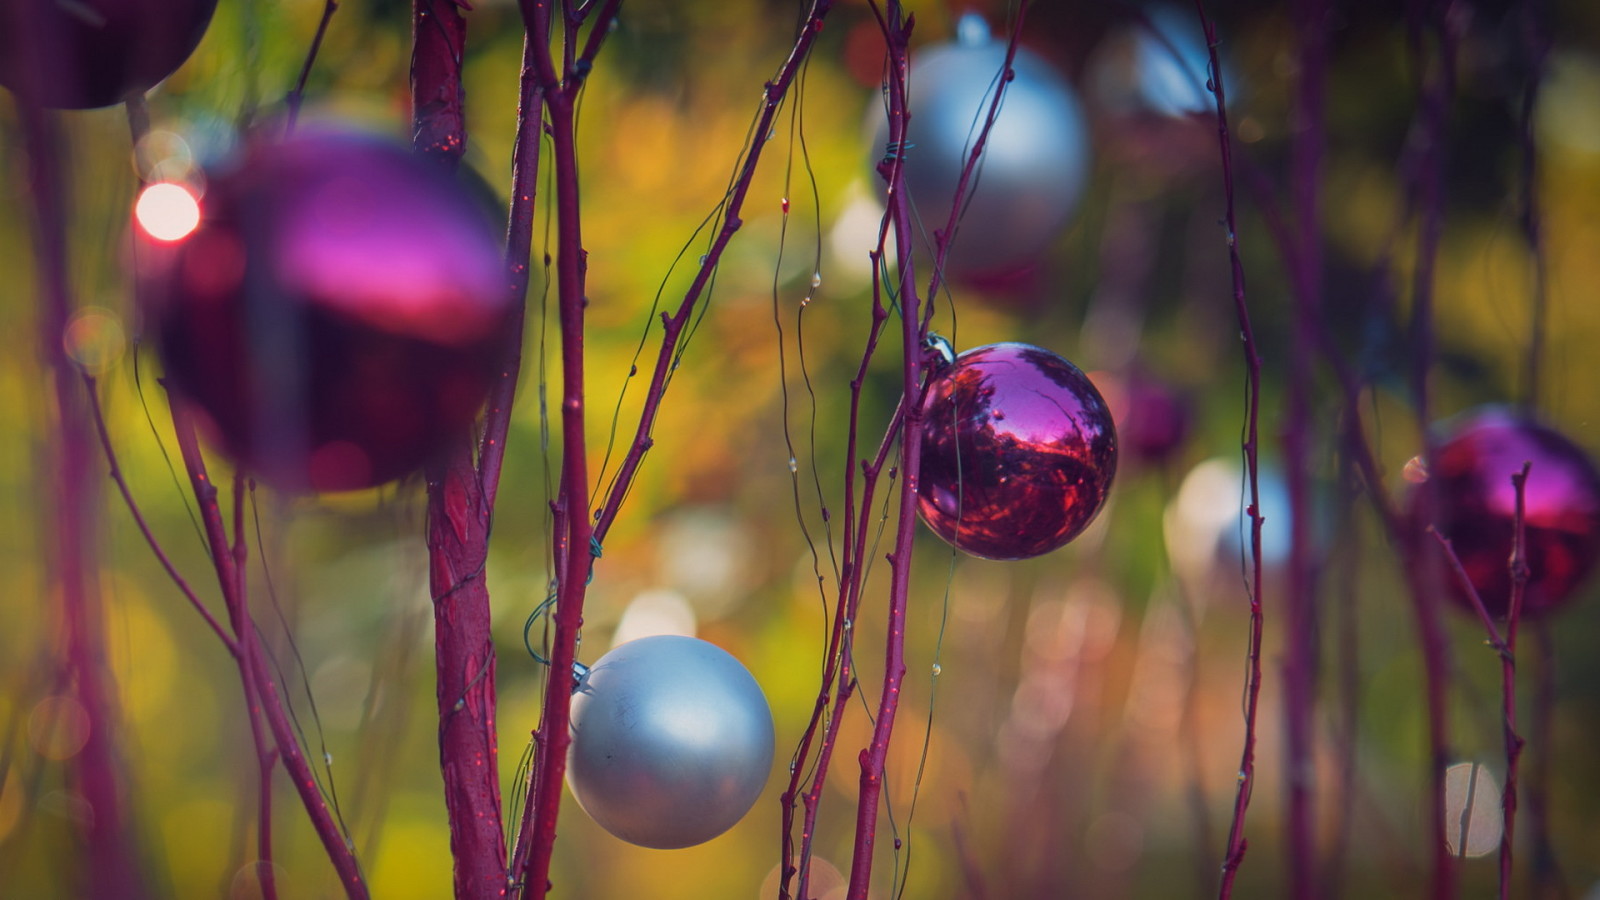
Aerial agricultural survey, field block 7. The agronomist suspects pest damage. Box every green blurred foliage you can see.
[3,1,1600,898]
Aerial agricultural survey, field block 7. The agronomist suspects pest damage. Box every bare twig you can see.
[1190,3,1267,896]
[84,372,237,653]
[1501,465,1533,898]
[168,403,368,898]
[286,0,340,129]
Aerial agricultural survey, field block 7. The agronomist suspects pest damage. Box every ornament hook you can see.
[924,332,957,370]
[956,12,991,47]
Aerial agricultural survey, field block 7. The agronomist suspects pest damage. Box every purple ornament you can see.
[0,0,218,109]
[139,128,511,492]
[1411,407,1600,618]
[917,343,1117,560]
[1095,367,1191,467]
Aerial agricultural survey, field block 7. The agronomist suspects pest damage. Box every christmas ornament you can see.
[874,14,1090,281]
[0,0,218,109]
[1411,407,1600,618]
[138,128,510,492]
[567,635,774,849]
[1093,367,1191,467]
[1131,3,1233,118]
[917,343,1117,560]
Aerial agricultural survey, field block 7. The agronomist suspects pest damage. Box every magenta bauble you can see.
[1411,407,1600,618]
[917,343,1117,560]
[0,0,218,109]
[139,128,510,492]
[1095,367,1191,467]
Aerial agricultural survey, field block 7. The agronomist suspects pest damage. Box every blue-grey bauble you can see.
[566,635,775,849]
[873,15,1091,281]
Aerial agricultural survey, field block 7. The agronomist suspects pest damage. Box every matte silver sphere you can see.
[566,635,774,849]
[874,15,1090,281]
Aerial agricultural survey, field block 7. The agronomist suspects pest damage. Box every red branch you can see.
[512,4,603,896]
[1193,3,1267,896]
[1405,7,1461,897]
[589,3,835,544]
[1426,462,1532,900]
[1281,1,1328,893]
[286,0,340,129]
[17,87,148,900]
[408,1,519,896]
[844,3,925,898]
[168,402,368,897]
[85,373,237,654]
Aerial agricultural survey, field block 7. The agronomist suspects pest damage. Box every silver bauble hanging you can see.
[874,14,1091,281]
[566,635,775,849]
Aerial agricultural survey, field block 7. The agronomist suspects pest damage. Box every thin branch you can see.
[168,402,368,898]
[285,0,340,130]
[1499,463,1532,899]
[845,2,927,896]
[1192,2,1266,895]
[589,3,836,545]
[83,372,237,653]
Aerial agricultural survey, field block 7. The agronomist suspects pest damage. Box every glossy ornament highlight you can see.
[139,128,510,492]
[0,0,218,109]
[875,14,1090,281]
[917,343,1117,560]
[567,635,775,849]
[1411,407,1600,618]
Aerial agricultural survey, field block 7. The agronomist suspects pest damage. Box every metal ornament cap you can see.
[917,343,1117,560]
[1411,406,1600,619]
[566,635,775,850]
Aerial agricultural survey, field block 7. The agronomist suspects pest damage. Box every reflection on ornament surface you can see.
[567,635,774,850]
[917,343,1117,560]
[1412,406,1600,618]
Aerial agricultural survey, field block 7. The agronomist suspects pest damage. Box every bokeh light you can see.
[134,182,201,242]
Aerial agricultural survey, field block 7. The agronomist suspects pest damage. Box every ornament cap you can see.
[956,13,992,47]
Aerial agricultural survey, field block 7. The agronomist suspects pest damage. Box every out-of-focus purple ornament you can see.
[917,343,1117,560]
[0,0,218,109]
[138,128,510,492]
[567,635,774,850]
[1092,367,1191,467]
[874,14,1091,282]
[1411,406,1600,618]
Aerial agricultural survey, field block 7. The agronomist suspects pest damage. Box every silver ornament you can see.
[875,14,1091,280]
[566,635,775,849]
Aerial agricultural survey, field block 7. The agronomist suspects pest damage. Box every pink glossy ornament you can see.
[917,343,1117,560]
[0,0,218,109]
[139,128,510,492]
[1411,407,1600,618]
